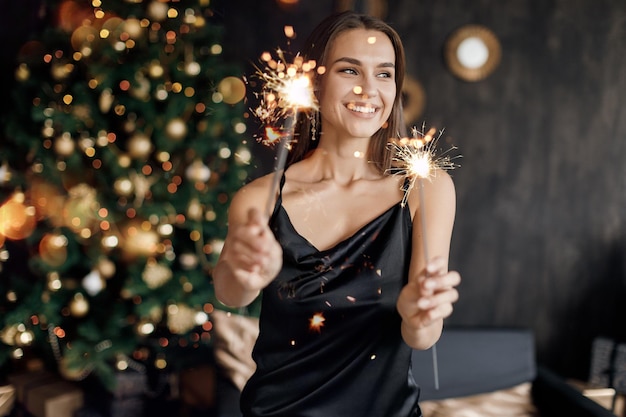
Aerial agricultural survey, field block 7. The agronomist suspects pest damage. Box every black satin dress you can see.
[240,175,421,417]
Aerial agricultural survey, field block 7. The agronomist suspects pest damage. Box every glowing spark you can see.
[252,49,319,215]
[387,125,460,207]
[261,126,285,147]
[308,312,325,333]
[253,49,319,129]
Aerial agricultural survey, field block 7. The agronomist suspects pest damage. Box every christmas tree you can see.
[0,0,256,391]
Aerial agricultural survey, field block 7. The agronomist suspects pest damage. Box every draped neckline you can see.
[277,202,405,254]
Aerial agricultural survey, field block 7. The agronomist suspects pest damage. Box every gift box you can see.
[8,371,83,417]
[0,384,16,417]
[75,396,144,417]
[80,374,146,417]
[589,337,626,394]
[569,379,625,415]
[110,371,147,399]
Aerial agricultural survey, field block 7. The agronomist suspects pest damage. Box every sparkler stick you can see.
[264,113,296,217]
[388,125,460,390]
[252,49,319,217]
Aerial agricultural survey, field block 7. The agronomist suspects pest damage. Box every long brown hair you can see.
[287,11,407,173]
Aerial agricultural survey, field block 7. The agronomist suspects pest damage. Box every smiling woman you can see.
[213,10,461,417]
[316,29,397,145]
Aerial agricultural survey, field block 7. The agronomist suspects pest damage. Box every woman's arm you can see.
[396,170,461,350]
[213,178,283,308]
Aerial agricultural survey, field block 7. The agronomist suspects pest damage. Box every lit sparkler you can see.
[388,125,460,390]
[388,126,460,207]
[252,48,319,215]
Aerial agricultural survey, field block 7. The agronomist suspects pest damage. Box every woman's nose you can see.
[353,77,377,99]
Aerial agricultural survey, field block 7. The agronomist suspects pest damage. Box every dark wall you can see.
[0,0,44,118]
[215,0,626,380]
[392,0,626,380]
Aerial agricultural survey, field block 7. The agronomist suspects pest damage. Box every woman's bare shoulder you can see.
[236,173,273,198]
[405,169,456,212]
[228,173,274,222]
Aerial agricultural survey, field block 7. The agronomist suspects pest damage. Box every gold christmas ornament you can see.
[15,63,30,81]
[51,62,74,81]
[0,194,37,240]
[69,293,89,317]
[54,133,76,157]
[147,1,169,21]
[127,132,153,159]
[0,324,19,346]
[130,72,151,100]
[185,61,201,76]
[179,252,199,270]
[99,88,115,113]
[15,329,34,347]
[186,198,203,221]
[120,220,160,258]
[185,159,211,183]
[29,179,65,227]
[118,154,132,168]
[39,233,68,267]
[123,18,144,39]
[137,319,156,336]
[148,61,164,78]
[96,257,116,278]
[218,76,246,105]
[114,177,134,196]
[165,118,188,141]
[129,171,157,206]
[64,183,99,233]
[142,259,173,289]
[0,162,11,185]
[71,25,100,56]
[167,303,197,334]
[47,272,62,291]
[82,269,106,296]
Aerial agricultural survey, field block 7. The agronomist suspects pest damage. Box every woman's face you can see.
[318,28,397,141]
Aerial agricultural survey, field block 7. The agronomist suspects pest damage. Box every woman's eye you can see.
[339,68,358,75]
[377,71,393,78]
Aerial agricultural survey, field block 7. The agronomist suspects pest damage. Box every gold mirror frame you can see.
[445,25,501,82]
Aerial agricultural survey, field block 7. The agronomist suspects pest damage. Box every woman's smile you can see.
[345,102,378,115]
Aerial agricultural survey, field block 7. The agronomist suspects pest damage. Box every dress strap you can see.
[269,170,287,220]
[402,176,412,191]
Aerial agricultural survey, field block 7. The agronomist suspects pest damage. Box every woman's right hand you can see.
[215,207,283,306]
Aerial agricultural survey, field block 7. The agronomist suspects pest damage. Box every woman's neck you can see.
[302,136,380,184]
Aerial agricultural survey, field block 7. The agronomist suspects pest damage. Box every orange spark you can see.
[308,312,325,333]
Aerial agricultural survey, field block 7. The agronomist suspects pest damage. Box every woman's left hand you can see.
[397,256,461,332]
